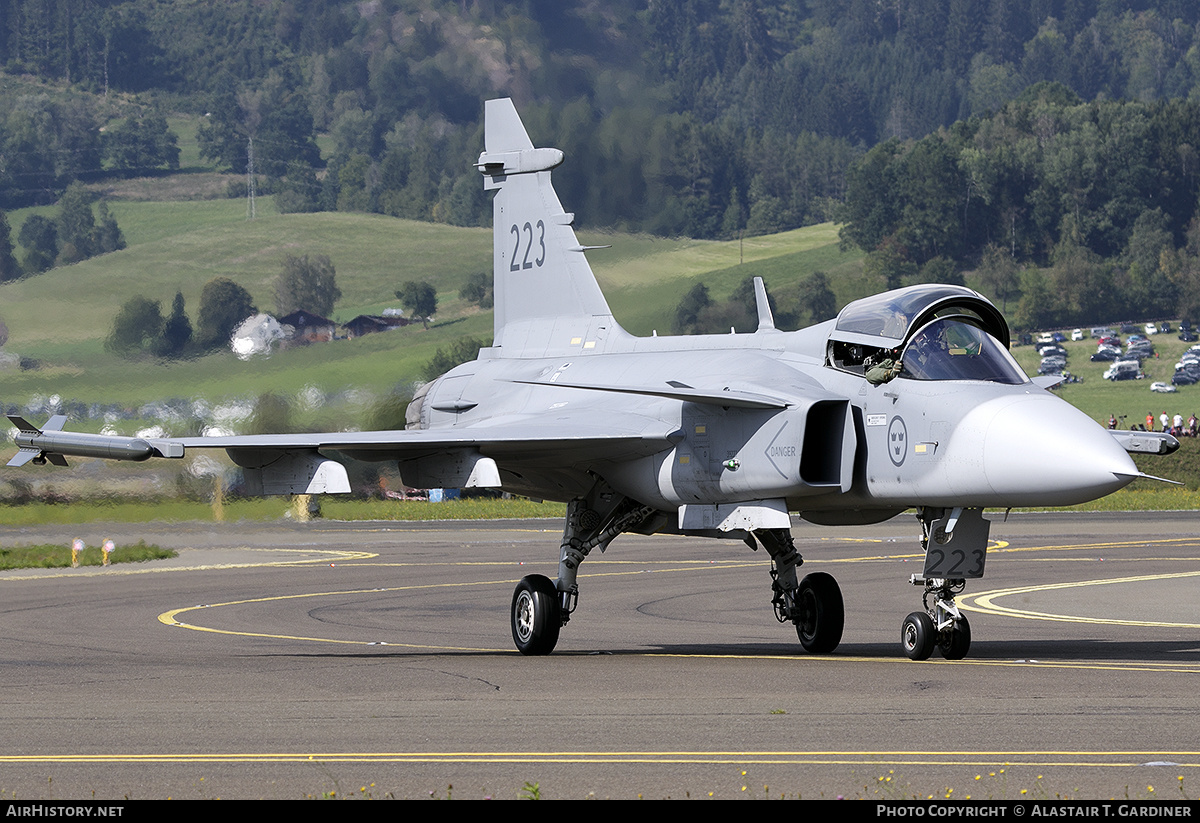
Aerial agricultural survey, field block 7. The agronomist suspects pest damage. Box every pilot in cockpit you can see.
[864,347,903,385]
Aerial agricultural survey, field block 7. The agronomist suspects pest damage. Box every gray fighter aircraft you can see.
[7,99,1179,661]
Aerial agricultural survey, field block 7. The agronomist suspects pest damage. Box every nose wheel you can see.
[937,613,971,660]
[901,611,935,660]
[900,610,970,660]
[902,577,972,660]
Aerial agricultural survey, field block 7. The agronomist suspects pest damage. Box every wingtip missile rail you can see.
[6,415,184,467]
[1110,429,1180,455]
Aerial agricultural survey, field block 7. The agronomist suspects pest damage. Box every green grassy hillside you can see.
[0,202,862,407]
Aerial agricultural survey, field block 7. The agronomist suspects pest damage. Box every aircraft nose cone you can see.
[951,392,1138,506]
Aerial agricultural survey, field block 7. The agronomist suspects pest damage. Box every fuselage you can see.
[413,316,1138,522]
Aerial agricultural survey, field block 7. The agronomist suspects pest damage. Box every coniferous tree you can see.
[55,182,96,264]
[157,291,193,357]
[0,211,20,282]
[93,201,126,254]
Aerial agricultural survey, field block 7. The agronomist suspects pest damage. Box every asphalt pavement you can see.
[0,512,1198,800]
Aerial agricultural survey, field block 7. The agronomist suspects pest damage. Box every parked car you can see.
[1104,361,1142,380]
[1159,322,1172,334]
[1151,382,1178,393]
[1071,328,1084,341]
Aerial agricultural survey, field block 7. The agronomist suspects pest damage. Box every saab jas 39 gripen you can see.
[7,99,1179,661]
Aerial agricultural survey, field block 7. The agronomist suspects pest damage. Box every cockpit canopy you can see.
[831,284,1009,348]
[828,285,1026,385]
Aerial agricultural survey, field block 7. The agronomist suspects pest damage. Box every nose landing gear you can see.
[900,507,986,661]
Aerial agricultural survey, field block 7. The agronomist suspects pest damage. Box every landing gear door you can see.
[922,508,989,579]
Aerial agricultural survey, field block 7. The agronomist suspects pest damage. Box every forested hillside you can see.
[7,1,1200,327]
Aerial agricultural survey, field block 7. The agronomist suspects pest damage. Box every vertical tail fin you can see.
[476,99,626,358]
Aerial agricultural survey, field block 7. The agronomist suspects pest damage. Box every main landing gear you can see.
[901,507,986,660]
[752,527,844,654]
[510,484,656,655]
[507,486,848,656]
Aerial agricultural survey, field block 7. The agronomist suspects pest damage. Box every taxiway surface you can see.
[0,511,1198,800]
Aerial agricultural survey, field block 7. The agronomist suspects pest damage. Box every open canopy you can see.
[827,285,1024,385]
[830,284,1010,350]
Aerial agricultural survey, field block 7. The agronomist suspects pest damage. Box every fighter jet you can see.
[7,99,1179,661]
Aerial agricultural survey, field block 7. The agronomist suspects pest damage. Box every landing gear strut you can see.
[901,507,985,660]
[754,528,844,654]
[508,481,655,655]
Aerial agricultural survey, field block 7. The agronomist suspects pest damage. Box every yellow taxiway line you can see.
[962,570,1200,628]
[0,750,1198,767]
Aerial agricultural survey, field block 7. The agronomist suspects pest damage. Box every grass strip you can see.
[0,540,175,570]
[0,497,568,526]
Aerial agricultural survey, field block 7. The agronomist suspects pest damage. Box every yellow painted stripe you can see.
[0,751,1197,766]
[0,547,378,581]
[962,570,1200,628]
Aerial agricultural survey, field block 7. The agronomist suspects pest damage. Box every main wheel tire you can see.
[937,614,971,660]
[901,611,936,660]
[794,572,844,654]
[511,574,562,655]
